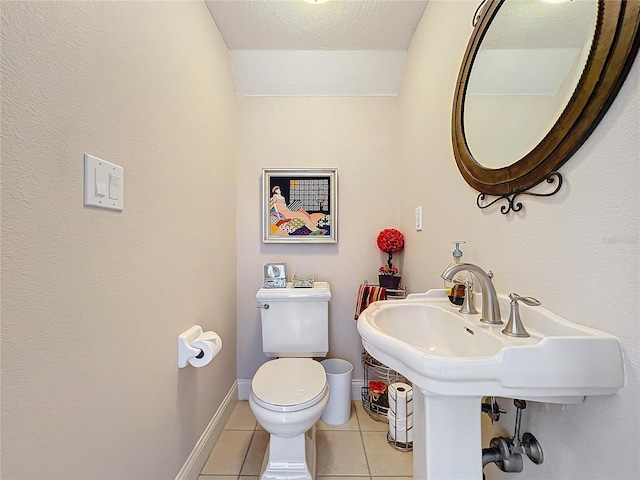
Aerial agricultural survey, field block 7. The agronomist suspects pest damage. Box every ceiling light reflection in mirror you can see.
[463,0,597,170]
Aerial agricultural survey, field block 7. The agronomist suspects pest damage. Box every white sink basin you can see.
[357,289,624,403]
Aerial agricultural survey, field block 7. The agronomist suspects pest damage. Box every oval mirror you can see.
[452,0,640,207]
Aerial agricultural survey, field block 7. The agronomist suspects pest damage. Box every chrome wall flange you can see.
[522,432,544,465]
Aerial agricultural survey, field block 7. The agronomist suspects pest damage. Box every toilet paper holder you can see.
[178,325,220,368]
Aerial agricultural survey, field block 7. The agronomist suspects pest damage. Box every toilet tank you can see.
[256,282,331,358]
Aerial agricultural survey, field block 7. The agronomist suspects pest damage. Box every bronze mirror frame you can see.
[452,0,640,212]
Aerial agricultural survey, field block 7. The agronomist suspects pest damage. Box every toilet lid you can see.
[252,358,327,407]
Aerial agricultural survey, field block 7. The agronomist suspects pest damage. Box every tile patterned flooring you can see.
[199,400,413,480]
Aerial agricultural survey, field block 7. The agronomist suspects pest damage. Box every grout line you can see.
[238,408,259,477]
[238,429,256,478]
[356,402,373,478]
[354,401,362,431]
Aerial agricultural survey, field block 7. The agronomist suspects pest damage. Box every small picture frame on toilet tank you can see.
[263,263,287,288]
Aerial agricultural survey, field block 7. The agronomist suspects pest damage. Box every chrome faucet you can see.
[441,263,502,324]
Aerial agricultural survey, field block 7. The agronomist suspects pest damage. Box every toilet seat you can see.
[252,358,327,413]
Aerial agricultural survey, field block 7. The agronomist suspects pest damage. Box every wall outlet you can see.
[415,206,423,231]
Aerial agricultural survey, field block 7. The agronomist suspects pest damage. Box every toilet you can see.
[250,282,331,480]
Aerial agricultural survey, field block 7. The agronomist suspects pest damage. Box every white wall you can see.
[236,97,400,381]
[1,2,237,478]
[399,1,639,479]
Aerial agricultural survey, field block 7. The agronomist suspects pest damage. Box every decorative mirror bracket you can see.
[477,172,563,215]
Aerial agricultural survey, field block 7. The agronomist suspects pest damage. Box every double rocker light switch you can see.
[84,153,124,211]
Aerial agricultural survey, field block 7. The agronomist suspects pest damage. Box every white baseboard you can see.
[238,378,252,400]
[351,379,365,401]
[238,378,365,401]
[175,380,238,480]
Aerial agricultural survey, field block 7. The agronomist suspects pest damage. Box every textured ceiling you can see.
[206,0,429,50]
[205,0,429,96]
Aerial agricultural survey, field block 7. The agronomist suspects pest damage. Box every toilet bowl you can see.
[249,358,329,480]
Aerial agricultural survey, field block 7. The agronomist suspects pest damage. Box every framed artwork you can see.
[263,168,337,243]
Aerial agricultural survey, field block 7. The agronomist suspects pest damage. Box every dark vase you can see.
[378,275,401,289]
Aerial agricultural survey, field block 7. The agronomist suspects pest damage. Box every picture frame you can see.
[263,168,337,244]
[263,263,287,288]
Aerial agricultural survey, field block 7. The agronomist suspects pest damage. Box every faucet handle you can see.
[502,293,541,337]
[509,293,541,307]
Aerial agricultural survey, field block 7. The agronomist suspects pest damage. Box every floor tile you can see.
[362,431,413,477]
[316,430,370,476]
[372,477,412,480]
[240,430,269,476]
[318,477,372,480]
[197,476,236,480]
[200,398,413,479]
[354,401,389,432]
[201,430,253,475]
[225,401,257,430]
[317,402,360,431]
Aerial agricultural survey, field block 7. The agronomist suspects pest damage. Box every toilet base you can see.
[259,425,317,480]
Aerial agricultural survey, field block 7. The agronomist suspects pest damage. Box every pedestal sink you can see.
[356,289,624,480]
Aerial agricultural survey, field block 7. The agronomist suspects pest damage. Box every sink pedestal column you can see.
[413,388,482,480]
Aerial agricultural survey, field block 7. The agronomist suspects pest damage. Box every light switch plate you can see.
[84,154,124,211]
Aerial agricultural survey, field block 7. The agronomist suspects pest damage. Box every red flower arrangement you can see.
[378,265,399,276]
[377,228,404,275]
